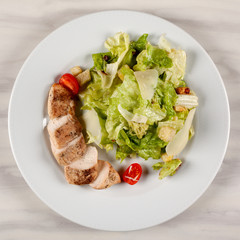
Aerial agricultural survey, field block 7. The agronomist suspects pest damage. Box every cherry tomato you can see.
[123,163,142,185]
[59,73,79,95]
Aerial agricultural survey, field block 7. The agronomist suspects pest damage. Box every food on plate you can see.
[47,114,82,149]
[50,133,86,166]
[47,82,120,189]
[79,32,198,180]
[70,66,83,76]
[152,159,182,180]
[48,83,76,119]
[64,146,98,185]
[75,69,91,87]
[122,163,142,185]
[90,160,121,189]
[59,73,80,95]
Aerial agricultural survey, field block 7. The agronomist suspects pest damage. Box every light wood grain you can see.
[1,0,240,239]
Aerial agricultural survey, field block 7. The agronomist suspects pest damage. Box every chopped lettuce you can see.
[134,98,166,125]
[105,66,140,139]
[175,94,198,109]
[162,82,178,117]
[153,159,182,179]
[119,34,148,68]
[166,49,186,87]
[128,121,149,139]
[98,32,130,88]
[79,32,197,180]
[92,52,116,71]
[157,36,186,87]
[131,33,148,52]
[133,43,173,71]
[104,32,130,55]
[117,126,167,160]
[118,104,147,123]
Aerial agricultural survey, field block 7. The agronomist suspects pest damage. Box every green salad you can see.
[79,32,198,179]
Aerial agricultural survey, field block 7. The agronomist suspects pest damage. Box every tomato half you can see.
[123,163,142,185]
[59,73,79,95]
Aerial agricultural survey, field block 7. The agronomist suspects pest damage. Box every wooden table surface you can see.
[1,0,239,239]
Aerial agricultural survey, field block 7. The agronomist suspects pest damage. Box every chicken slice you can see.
[90,160,121,189]
[64,146,98,185]
[47,114,82,148]
[48,83,76,119]
[50,133,86,166]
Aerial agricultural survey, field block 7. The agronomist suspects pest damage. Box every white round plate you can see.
[8,10,230,231]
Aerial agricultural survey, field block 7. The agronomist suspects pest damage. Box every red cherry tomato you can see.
[59,73,79,95]
[123,163,142,185]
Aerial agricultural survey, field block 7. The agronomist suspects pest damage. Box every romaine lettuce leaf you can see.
[117,126,167,160]
[162,82,177,117]
[146,44,173,68]
[116,145,133,161]
[119,34,148,69]
[131,33,148,52]
[157,35,187,87]
[175,94,198,109]
[166,49,186,87]
[81,70,119,114]
[156,49,186,88]
[134,98,166,125]
[152,159,182,179]
[105,32,130,56]
[120,48,137,68]
[133,43,173,71]
[96,32,130,88]
[92,52,116,71]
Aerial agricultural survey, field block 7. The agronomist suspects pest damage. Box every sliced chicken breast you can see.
[50,133,86,166]
[105,162,121,188]
[64,146,98,185]
[90,160,121,189]
[48,83,76,119]
[47,114,82,148]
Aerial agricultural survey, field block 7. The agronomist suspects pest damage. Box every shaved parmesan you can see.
[134,69,158,100]
[166,108,196,156]
[81,109,101,145]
